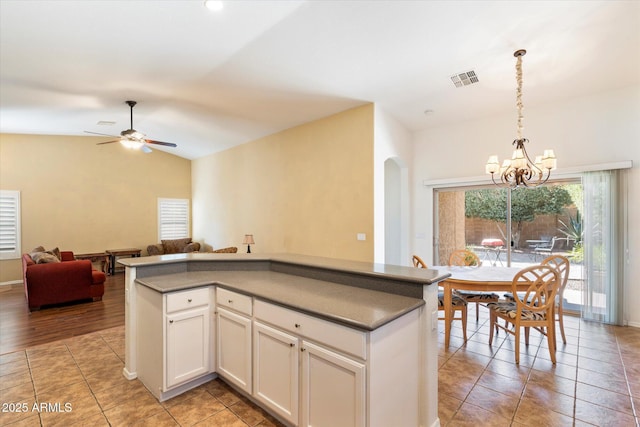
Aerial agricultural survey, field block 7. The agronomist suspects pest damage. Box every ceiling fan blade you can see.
[85,130,119,137]
[96,140,119,145]
[146,139,177,148]
[141,145,153,154]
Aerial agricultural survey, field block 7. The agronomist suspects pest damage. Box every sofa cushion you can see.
[147,244,164,256]
[183,242,201,253]
[162,238,193,254]
[211,246,238,253]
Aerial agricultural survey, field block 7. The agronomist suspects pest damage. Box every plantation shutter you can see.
[0,191,21,260]
[158,198,189,241]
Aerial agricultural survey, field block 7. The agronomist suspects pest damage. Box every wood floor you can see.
[0,273,124,355]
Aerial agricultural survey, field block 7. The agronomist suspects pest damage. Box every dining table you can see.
[434,265,524,348]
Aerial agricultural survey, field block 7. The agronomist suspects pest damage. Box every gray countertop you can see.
[120,252,447,285]
[136,270,426,331]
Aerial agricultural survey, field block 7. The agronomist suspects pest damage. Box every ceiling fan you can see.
[85,100,177,153]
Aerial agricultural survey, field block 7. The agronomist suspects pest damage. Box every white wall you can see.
[412,85,640,327]
[374,106,413,265]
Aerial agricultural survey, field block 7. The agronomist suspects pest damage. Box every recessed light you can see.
[204,0,224,12]
[423,109,434,115]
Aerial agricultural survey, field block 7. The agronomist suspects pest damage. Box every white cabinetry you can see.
[254,300,371,427]
[216,288,252,394]
[136,285,215,401]
[253,322,299,425]
[166,305,210,388]
[300,341,365,427]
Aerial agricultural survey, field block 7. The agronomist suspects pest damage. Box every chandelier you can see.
[485,49,556,188]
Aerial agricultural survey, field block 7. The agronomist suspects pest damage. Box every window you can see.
[0,190,21,260]
[158,198,189,241]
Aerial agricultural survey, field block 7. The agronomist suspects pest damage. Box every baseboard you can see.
[627,321,640,328]
[0,280,22,287]
[122,367,137,380]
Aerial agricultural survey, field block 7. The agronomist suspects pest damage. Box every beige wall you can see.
[193,104,374,261]
[0,133,191,283]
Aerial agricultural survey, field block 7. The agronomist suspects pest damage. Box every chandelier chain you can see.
[516,54,524,141]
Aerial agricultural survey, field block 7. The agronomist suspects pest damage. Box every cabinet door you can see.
[166,306,210,389]
[301,341,365,427]
[253,322,299,425]
[217,307,252,393]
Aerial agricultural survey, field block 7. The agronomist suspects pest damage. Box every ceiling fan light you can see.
[120,139,143,150]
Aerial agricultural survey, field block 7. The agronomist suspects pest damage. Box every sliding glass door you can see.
[434,180,584,313]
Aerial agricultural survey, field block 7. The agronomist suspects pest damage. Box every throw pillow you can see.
[161,238,192,254]
[50,247,61,261]
[32,252,61,264]
[30,246,46,257]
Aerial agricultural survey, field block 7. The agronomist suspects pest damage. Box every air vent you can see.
[450,70,479,88]
[96,121,116,126]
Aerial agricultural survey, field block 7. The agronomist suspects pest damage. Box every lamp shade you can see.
[242,234,255,245]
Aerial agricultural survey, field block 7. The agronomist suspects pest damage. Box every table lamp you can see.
[242,234,255,253]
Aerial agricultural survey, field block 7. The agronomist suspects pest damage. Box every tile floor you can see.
[0,327,283,427]
[439,311,640,426]
[0,314,638,426]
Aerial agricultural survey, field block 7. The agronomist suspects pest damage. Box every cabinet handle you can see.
[228,299,233,304]
[289,343,295,347]
[294,323,301,328]
[169,320,174,324]
[300,348,306,352]
[188,299,192,303]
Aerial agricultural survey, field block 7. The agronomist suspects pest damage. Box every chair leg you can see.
[514,323,520,365]
[546,325,557,364]
[475,303,479,322]
[524,327,530,346]
[461,308,468,342]
[488,311,495,345]
[557,305,567,344]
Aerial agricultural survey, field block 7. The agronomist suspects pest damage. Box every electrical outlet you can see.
[431,310,438,331]
[357,233,366,241]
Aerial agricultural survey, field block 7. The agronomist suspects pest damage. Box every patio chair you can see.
[412,255,467,341]
[487,264,561,364]
[448,250,500,321]
[533,236,574,260]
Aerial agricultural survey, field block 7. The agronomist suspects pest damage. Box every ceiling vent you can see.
[450,70,479,88]
[96,121,116,126]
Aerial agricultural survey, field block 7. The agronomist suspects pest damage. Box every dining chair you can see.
[412,255,467,341]
[504,255,570,345]
[448,249,499,321]
[487,264,561,364]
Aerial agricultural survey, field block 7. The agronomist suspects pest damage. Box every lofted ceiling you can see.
[1,0,638,160]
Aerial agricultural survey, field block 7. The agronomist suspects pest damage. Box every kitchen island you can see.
[119,253,449,427]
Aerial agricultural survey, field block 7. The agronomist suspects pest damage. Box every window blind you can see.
[0,190,21,260]
[158,198,189,241]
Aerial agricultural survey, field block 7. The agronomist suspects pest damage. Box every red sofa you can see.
[22,251,106,311]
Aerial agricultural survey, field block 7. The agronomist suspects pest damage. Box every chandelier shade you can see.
[486,49,557,189]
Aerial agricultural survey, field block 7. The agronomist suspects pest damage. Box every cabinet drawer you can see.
[254,300,366,360]
[166,287,210,314]
[217,288,252,316]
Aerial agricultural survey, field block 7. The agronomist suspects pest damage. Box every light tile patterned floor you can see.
[0,327,283,427]
[1,315,639,426]
[439,312,640,426]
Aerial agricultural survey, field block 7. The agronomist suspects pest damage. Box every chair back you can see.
[412,255,427,269]
[448,249,480,267]
[540,255,570,297]
[511,265,560,314]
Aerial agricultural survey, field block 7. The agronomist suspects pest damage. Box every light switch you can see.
[357,233,366,241]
